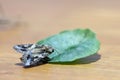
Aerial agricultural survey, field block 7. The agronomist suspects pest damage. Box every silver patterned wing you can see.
[13,44,54,68]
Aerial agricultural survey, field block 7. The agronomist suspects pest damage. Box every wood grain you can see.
[0,0,120,80]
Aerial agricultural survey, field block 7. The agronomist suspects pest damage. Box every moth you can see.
[13,44,54,68]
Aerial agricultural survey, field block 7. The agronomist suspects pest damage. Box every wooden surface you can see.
[0,0,120,80]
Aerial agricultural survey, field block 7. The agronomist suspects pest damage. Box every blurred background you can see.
[0,0,120,80]
[0,0,120,56]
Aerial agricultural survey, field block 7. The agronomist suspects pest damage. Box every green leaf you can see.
[36,29,100,62]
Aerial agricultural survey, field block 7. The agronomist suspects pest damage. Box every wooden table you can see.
[0,0,120,80]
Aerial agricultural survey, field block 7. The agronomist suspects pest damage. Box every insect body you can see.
[13,44,54,68]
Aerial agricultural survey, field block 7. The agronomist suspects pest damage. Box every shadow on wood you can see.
[15,63,23,66]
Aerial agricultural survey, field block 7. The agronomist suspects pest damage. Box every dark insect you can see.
[13,44,54,68]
